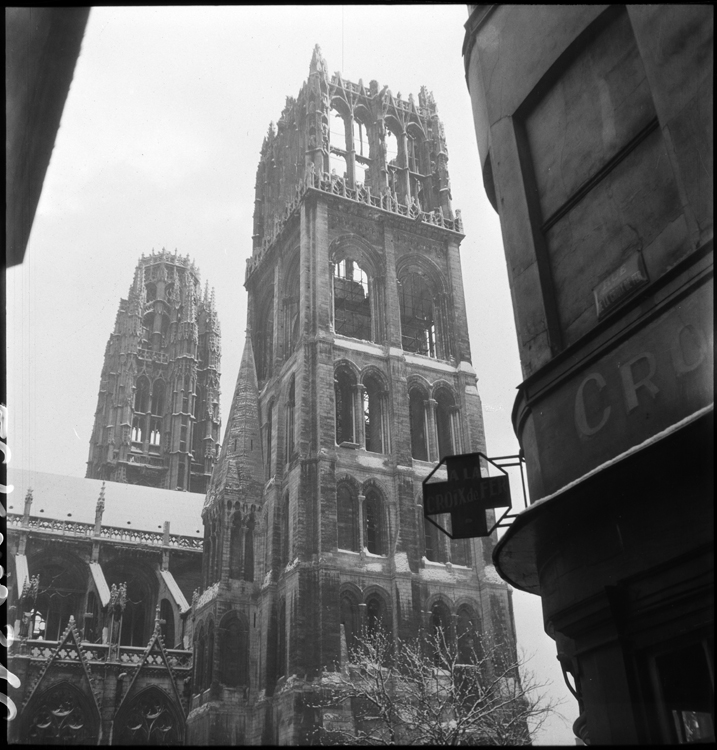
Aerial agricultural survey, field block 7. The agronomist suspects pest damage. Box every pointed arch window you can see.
[24,683,99,745]
[365,594,387,636]
[265,402,274,479]
[333,259,372,341]
[277,601,287,678]
[160,598,175,648]
[254,291,274,382]
[337,483,359,552]
[286,377,296,462]
[435,387,458,459]
[364,489,385,556]
[220,613,249,688]
[335,367,356,444]
[135,377,150,413]
[115,687,182,745]
[424,515,448,563]
[244,516,255,583]
[32,561,85,642]
[409,387,428,461]
[206,620,215,687]
[85,591,100,643]
[280,492,290,567]
[151,380,165,415]
[457,605,481,665]
[340,593,359,656]
[431,601,453,665]
[362,373,387,454]
[283,265,301,356]
[194,625,205,694]
[399,273,438,357]
[229,513,243,580]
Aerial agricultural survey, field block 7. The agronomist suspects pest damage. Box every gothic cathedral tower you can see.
[188,47,517,745]
[86,250,221,493]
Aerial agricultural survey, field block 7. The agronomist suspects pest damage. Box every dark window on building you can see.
[366,594,387,636]
[456,605,480,665]
[206,621,214,686]
[424,516,448,563]
[340,593,359,656]
[266,403,273,478]
[363,374,385,453]
[335,368,356,444]
[254,292,274,382]
[194,626,205,693]
[409,388,428,461]
[280,492,290,567]
[364,489,384,556]
[32,562,84,642]
[337,484,359,552]
[277,601,287,678]
[85,591,99,643]
[146,282,157,302]
[135,377,150,413]
[160,598,174,648]
[220,613,248,688]
[151,380,165,415]
[244,516,255,583]
[115,687,182,745]
[435,388,457,459]
[24,683,99,745]
[652,639,715,744]
[399,273,437,357]
[431,601,452,665]
[334,259,371,341]
[229,515,243,580]
[284,260,301,355]
[286,377,295,461]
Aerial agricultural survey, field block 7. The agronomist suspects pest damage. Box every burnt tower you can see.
[86,250,221,493]
[187,47,517,744]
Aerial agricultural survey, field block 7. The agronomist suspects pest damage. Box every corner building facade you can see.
[86,251,221,494]
[464,5,713,745]
[187,47,517,744]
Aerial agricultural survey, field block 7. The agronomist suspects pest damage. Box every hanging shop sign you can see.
[422,452,512,539]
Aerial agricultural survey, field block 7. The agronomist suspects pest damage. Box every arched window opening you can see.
[277,602,287,678]
[424,516,448,563]
[32,562,85,642]
[353,118,371,184]
[286,377,296,462]
[164,282,174,301]
[283,263,301,355]
[206,622,215,687]
[435,388,457,459]
[399,273,437,357]
[280,492,290,567]
[24,683,98,745]
[145,283,157,302]
[182,375,192,413]
[105,566,152,648]
[254,292,274,382]
[431,601,452,665]
[364,489,384,556]
[366,594,387,637]
[337,484,359,552]
[229,514,243,580]
[121,599,146,647]
[194,627,205,694]
[329,109,348,178]
[266,402,274,479]
[244,517,255,583]
[335,368,356,444]
[160,313,170,340]
[384,128,399,168]
[135,377,150,413]
[362,374,385,454]
[220,614,249,688]
[85,591,99,643]
[410,174,426,211]
[151,380,165,415]
[409,388,428,461]
[340,594,359,657]
[115,687,182,745]
[160,598,175,648]
[457,606,481,665]
[333,259,371,341]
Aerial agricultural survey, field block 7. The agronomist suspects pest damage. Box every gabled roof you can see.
[8,468,204,538]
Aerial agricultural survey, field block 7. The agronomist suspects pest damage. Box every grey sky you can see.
[6,6,573,743]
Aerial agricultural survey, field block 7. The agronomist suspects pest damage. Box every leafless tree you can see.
[311,624,560,745]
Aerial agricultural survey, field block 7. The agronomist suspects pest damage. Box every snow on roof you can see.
[7,468,204,539]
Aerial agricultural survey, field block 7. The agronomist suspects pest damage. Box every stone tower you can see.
[187,46,517,745]
[86,250,221,493]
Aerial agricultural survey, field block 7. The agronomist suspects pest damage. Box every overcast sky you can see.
[6,6,574,743]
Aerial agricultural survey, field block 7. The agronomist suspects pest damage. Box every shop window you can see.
[652,639,715,744]
[362,373,386,454]
[333,259,371,341]
[399,273,438,357]
[364,489,385,556]
[335,368,356,444]
[160,598,174,648]
[337,483,359,552]
[220,613,249,688]
[409,387,428,461]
